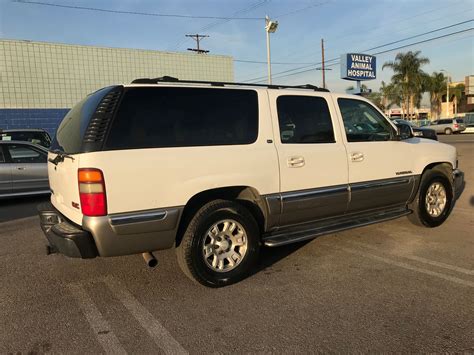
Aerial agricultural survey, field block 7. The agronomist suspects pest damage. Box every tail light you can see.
[78,168,107,216]
[454,123,459,128]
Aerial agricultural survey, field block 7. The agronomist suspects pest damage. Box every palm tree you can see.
[382,51,430,119]
[427,72,447,119]
[449,83,465,115]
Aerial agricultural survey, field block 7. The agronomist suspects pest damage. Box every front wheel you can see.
[176,200,260,287]
[408,169,453,227]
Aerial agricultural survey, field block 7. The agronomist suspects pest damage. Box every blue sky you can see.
[1,0,473,96]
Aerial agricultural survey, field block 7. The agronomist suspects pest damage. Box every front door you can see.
[336,97,416,213]
[269,92,349,226]
[5,144,48,193]
[0,147,12,195]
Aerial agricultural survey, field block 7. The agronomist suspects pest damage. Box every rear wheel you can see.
[408,169,453,227]
[444,128,453,135]
[176,200,260,287]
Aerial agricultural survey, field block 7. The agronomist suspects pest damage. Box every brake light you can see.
[78,168,107,216]
[454,123,459,128]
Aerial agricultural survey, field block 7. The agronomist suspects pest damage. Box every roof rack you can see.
[131,76,330,92]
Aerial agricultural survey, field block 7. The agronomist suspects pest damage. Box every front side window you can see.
[338,98,394,142]
[106,87,259,149]
[277,95,335,144]
[7,145,47,163]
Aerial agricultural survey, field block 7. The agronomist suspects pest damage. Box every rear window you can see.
[1,131,51,147]
[51,86,117,154]
[105,87,259,149]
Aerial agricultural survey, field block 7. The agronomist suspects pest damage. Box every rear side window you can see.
[51,86,118,154]
[438,119,452,124]
[105,87,259,149]
[276,95,335,144]
[456,119,464,123]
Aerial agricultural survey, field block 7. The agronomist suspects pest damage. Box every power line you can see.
[241,20,473,82]
[250,27,474,83]
[274,2,471,64]
[273,1,330,18]
[172,0,269,50]
[12,0,265,20]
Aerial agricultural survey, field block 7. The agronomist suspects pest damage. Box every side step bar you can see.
[263,207,411,247]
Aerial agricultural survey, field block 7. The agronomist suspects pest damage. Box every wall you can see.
[0,39,234,135]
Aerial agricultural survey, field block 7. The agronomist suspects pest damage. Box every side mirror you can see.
[395,123,413,140]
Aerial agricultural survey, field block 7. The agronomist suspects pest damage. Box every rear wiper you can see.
[48,150,75,165]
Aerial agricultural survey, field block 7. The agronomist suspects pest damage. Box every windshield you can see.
[1,131,51,147]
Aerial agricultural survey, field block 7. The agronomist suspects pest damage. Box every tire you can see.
[176,200,260,287]
[445,128,453,135]
[408,169,453,228]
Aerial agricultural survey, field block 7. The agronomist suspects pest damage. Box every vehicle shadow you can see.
[0,195,50,223]
[249,239,313,277]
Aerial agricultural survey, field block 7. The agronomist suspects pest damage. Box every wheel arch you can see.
[175,186,269,247]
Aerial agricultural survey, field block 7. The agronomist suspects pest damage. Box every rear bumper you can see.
[38,202,182,258]
[38,202,98,258]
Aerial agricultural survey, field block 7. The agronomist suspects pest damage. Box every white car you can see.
[38,77,464,287]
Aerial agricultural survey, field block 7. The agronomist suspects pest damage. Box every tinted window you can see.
[338,98,394,142]
[51,86,117,153]
[456,119,464,123]
[1,131,51,147]
[106,87,258,149]
[438,119,452,124]
[277,96,335,143]
[7,145,46,163]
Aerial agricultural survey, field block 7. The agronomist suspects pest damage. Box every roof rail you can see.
[131,76,330,92]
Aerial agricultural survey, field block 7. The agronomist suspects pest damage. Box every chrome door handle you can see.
[287,156,305,168]
[351,152,364,162]
[16,167,26,170]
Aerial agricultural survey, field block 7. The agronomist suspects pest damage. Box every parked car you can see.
[425,118,466,135]
[38,77,464,287]
[0,128,52,148]
[462,113,474,134]
[391,119,437,141]
[0,141,49,198]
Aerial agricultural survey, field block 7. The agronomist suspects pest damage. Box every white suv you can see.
[38,77,464,287]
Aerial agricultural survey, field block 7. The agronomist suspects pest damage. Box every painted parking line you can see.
[67,283,127,355]
[333,246,474,288]
[104,276,188,355]
[349,240,474,276]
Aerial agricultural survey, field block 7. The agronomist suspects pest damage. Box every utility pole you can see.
[186,34,209,54]
[321,38,326,89]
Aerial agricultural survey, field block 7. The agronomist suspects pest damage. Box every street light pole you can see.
[265,15,278,85]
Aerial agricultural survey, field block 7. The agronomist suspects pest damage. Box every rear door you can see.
[0,146,12,195]
[269,91,349,226]
[5,143,49,193]
[335,96,416,213]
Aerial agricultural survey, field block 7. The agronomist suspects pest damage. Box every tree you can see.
[427,72,447,119]
[382,51,430,119]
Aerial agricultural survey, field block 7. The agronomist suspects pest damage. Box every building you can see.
[0,39,234,136]
[440,76,473,117]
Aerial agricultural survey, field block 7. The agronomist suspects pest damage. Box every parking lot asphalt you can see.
[1,134,473,353]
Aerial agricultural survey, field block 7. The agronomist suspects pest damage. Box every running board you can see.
[263,207,411,247]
